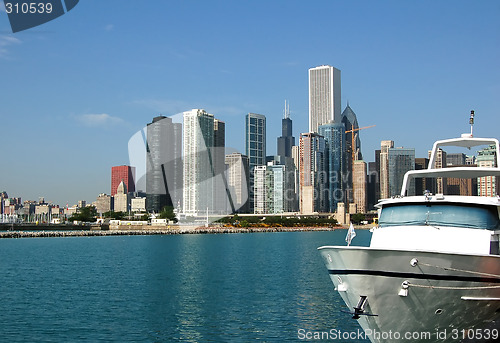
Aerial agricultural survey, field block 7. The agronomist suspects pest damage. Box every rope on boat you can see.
[403,259,500,289]
[416,261,500,279]
[408,283,500,290]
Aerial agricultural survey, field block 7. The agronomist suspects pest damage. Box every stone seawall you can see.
[0,223,87,231]
[0,226,337,239]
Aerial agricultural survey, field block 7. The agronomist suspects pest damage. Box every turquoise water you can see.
[0,230,371,342]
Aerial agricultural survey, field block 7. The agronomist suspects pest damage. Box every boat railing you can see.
[428,136,500,169]
[401,167,500,196]
[401,136,500,197]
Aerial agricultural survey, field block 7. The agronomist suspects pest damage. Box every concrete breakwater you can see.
[0,226,336,239]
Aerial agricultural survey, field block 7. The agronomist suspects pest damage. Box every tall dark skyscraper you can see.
[367,161,378,210]
[319,121,346,212]
[341,104,362,202]
[367,149,381,209]
[146,115,182,213]
[213,119,229,214]
[246,113,266,169]
[341,104,362,160]
[277,100,295,158]
[245,112,266,213]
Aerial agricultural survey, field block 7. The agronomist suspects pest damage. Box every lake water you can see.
[0,230,371,342]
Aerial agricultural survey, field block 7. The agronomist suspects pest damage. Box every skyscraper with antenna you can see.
[277,100,295,158]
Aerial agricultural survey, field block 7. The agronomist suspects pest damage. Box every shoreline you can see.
[0,226,342,239]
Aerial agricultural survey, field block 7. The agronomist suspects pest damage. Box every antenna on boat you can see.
[462,110,475,139]
[469,110,475,137]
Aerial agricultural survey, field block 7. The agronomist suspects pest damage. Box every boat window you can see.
[379,203,500,230]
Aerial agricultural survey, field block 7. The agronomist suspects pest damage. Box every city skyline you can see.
[1,1,499,205]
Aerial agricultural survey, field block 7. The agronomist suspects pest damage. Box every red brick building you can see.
[111,165,135,196]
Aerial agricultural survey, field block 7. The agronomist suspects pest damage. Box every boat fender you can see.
[398,280,410,297]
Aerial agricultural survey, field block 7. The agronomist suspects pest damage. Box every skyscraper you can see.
[428,148,447,194]
[415,158,435,196]
[95,193,113,214]
[246,113,266,168]
[291,145,300,201]
[0,191,8,215]
[291,145,300,170]
[171,121,183,209]
[111,165,135,196]
[268,162,296,213]
[114,180,129,213]
[318,121,346,212]
[366,149,382,209]
[447,153,467,166]
[253,159,296,214]
[447,174,477,196]
[379,140,394,199]
[388,147,415,197]
[253,165,267,214]
[353,160,367,214]
[309,65,341,133]
[367,161,378,210]
[183,109,216,216]
[245,112,266,212]
[341,104,364,204]
[213,119,225,156]
[299,132,327,214]
[146,116,182,213]
[266,165,285,214]
[277,101,295,158]
[446,152,476,196]
[477,144,498,197]
[466,155,476,165]
[213,119,228,214]
[225,152,249,213]
[341,104,363,161]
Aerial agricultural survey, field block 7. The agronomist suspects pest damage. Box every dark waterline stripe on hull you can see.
[328,269,500,283]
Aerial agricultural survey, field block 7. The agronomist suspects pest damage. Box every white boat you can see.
[319,125,500,342]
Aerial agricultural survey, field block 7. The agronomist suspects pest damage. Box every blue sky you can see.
[1,0,499,206]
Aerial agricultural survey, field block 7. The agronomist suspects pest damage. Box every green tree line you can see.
[216,215,338,228]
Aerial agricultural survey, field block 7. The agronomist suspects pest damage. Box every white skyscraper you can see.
[182,109,215,216]
[253,165,267,214]
[309,65,341,133]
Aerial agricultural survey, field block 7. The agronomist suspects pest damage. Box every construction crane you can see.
[345,125,376,165]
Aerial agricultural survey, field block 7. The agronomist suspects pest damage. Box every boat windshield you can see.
[379,203,500,230]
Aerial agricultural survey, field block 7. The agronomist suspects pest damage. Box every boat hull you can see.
[318,246,500,343]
